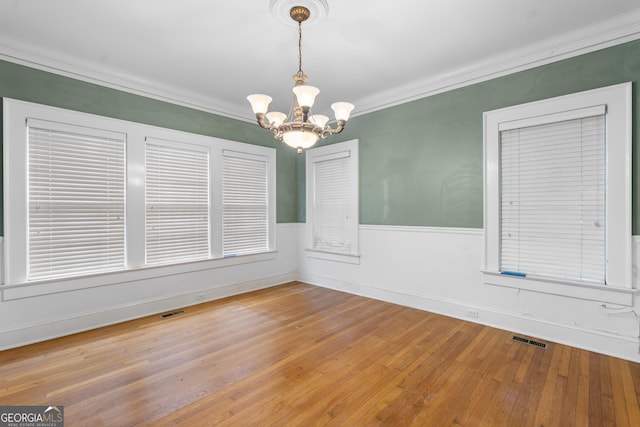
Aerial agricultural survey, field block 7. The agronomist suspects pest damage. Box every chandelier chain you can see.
[298,21,303,74]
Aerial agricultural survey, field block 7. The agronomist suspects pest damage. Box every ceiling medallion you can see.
[269,0,329,27]
[248,2,353,154]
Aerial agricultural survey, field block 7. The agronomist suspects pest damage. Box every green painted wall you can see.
[0,60,299,234]
[303,39,640,232]
[2,38,640,234]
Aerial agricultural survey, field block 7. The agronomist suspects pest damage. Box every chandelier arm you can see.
[322,120,347,135]
[255,113,275,130]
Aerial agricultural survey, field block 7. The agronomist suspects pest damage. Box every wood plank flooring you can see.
[0,282,639,426]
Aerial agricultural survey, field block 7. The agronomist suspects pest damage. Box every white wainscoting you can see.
[299,224,640,362]
[0,224,299,350]
[2,223,639,362]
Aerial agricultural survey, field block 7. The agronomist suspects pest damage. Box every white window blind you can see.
[27,120,125,280]
[500,114,605,283]
[312,152,355,254]
[145,140,210,265]
[222,150,269,256]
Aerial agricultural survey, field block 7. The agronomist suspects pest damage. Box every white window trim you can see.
[306,139,360,264]
[482,83,635,305]
[3,98,276,299]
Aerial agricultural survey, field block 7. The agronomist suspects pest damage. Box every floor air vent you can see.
[511,335,547,349]
[160,310,185,319]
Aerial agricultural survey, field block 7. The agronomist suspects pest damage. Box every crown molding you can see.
[0,37,252,123]
[1,8,639,122]
[352,8,640,117]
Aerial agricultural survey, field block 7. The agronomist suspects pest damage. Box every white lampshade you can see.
[292,85,320,108]
[331,102,355,121]
[266,111,287,127]
[282,130,319,149]
[247,94,272,114]
[309,114,329,129]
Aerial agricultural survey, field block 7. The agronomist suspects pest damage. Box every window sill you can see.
[1,251,277,301]
[482,271,636,306]
[305,249,361,265]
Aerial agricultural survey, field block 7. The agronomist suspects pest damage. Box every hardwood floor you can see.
[1,282,639,426]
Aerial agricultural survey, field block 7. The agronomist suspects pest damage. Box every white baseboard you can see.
[300,272,640,363]
[0,271,297,351]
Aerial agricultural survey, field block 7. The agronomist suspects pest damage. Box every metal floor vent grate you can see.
[511,335,548,349]
[160,310,185,319]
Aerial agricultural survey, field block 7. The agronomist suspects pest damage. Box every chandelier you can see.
[247,5,354,154]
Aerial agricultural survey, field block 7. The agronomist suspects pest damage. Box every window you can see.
[483,83,633,305]
[145,139,210,265]
[500,113,605,283]
[3,98,276,294]
[222,150,270,257]
[27,120,126,280]
[306,139,359,264]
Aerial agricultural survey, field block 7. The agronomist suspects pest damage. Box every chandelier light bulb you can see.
[247,94,272,115]
[266,111,287,127]
[292,85,320,108]
[310,114,329,129]
[331,102,355,122]
[282,130,319,149]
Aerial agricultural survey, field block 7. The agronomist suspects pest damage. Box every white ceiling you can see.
[1,0,639,122]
